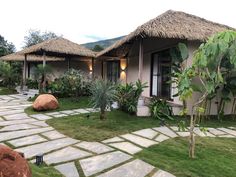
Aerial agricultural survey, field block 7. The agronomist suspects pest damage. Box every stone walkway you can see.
[0,94,236,177]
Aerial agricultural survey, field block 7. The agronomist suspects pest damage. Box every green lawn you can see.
[136,137,236,177]
[30,163,62,177]
[46,110,236,141]
[0,87,17,95]
[25,96,91,115]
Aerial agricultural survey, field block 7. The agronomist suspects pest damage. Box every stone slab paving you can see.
[60,110,76,114]
[121,134,157,148]
[0,123,38,132]
[218,134,235,138]
[152,170,176,177]
[30,114,52,121]
[46,112,61,116]
[3,113,30,120]
[109,142,142,155]
[207,128,226,136]
[155,134,170,142]
[53,114,67,118]
[102,136,124,144]
[79,151,132,176]
[73,109,90,114]
[97,159,154,177]
[44,146,92,165]
[0,109,24,116]
[29,121,49,127]
[193,128,215,137]
[8,135,47,147]
[0,127,53,142]
[153,126,178,138]
[55,162,80,177]
[0,117,3,121]
[16,137,79,159]
[0,118,37,126]
[132,128,158,139]
[217,128,236,136]
[75,141,113,154]
[176,131,190,137]
[41,130,66,140]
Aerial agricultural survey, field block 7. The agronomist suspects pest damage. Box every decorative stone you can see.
[155,134,170,142]
[55,162,80,177]
[153,126,178,138]
[16,137,78,159]
[0,127,53,142]
[8,135,47,147]
[109,142,142,154]
[102,137,124,144]
[75,142,113,154]
[42,130,66,140]
[132,128,158,139]
[33,94,59,111]
[152,169,176,177]
[0,145,31,177]
[97,159,154,177]
[44,147,91,165]
[79,151,132,176]
[121,134,157,147]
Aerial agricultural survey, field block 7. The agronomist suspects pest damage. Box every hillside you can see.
[82,36,124,50]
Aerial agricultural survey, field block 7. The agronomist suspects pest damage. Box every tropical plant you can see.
[116,80,147,114]
[34,64,52,93]
[0,61,19,88]
[90,79,117,120]
[26,78,38,89]
[176,30,236,158]
[149,97,173,122]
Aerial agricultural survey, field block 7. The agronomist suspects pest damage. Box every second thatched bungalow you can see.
[96,10,234,115]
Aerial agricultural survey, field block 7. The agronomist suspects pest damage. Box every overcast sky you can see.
[1,0,236,51]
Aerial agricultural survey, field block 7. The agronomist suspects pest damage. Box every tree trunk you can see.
[100,108,106,120]
[189,108,195,158]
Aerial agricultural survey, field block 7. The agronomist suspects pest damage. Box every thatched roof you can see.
[0,52,65,62]
[19,37,96,57]
[97,10,234,57]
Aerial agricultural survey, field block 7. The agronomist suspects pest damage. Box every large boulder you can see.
[33,94,59,111]
[0,145,31,177]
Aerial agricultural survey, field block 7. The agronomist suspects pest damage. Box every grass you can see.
[30,163,62,177]
[0,87,17,95]
[136,137,236,177]
[25,96,91,115]
[47,110,236,141]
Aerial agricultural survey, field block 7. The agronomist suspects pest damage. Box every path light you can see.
[35,154,44,166]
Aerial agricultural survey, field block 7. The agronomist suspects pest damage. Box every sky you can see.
[1,0,236,51]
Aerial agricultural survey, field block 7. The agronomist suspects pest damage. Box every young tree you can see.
[23,29,61,48]
[90,79,117,120]
[0,35,15,57]
[176,30,236,158]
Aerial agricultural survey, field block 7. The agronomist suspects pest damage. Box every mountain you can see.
[82,36,125,50]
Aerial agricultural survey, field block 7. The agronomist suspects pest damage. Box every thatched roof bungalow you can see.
[96,10,234,116]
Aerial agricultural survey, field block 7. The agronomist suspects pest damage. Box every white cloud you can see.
[1,0,236,50]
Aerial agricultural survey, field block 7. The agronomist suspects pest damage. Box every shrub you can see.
[90,79,117,120]
[116,80,147,114]
[148,97,173,122]
[49,69,92,97]
[26,78,38,89]
[0,61,20,88]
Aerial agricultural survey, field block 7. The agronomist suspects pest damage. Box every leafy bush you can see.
[26,78,38,89]
[49,69,92,97]
[149,97,173,122]
[116,80,147,114]
[0,61,20,88]
[90,79,117,120]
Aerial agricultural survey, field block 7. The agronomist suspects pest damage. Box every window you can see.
[151,49,171,99]
[107,61,120,82]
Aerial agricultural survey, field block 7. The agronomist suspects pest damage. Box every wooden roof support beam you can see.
[138,39,144,82]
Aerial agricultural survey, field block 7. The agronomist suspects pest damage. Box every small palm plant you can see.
[90,79,117,120]
[34,64,52,93]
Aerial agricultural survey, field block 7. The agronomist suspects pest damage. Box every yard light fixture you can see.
[35,154,44,166]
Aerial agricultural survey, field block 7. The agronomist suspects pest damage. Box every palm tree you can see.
[90,79,117,120]
[34,64,52,93]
